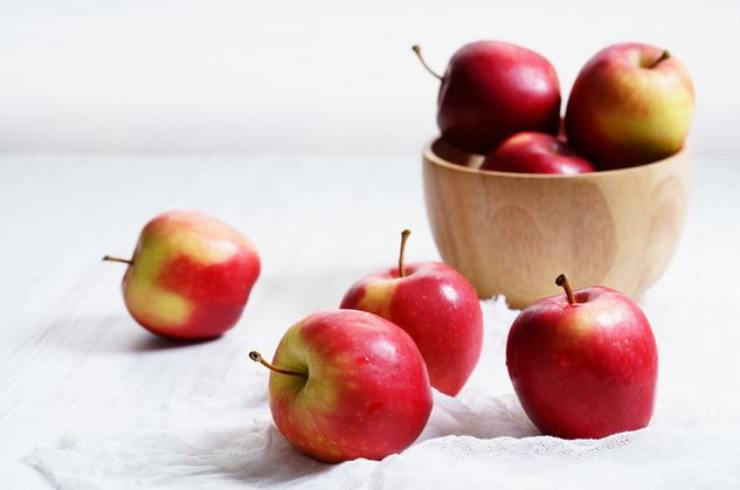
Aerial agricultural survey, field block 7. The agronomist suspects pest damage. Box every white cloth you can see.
[28,298,740,489]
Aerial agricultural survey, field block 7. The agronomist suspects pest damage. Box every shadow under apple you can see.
[421,391,539,441]
[156,394,538,487]
[38,314,220,355]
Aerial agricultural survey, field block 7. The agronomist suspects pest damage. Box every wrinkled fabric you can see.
[28,298,740,489]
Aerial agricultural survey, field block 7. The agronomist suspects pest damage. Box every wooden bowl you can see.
[422,138,692,309]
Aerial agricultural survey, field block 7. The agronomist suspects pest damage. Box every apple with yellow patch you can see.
[340,230,483,396]
[104,210,260,340]
[250,309,432,462]
[506,274,658,439]
[565,42,694,169]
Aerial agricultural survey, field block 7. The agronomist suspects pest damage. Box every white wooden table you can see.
[1,154,738,488]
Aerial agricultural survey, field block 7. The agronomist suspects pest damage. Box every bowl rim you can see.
[423,137,690,180]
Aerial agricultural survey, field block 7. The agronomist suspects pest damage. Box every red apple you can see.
[565,42,694,169]
[557,117,566,140]
[340,230,482,396]
[413,41,560,155]
[104,210,260,340]
[506,274,658,439]
[480,131,594,174]
[250,309,432,463]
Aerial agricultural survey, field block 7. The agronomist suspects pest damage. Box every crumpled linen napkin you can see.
[28,298,740,489]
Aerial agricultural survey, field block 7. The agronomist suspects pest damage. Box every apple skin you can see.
[119,210,260,340]
[565,42,694,169]
[506,285,658,439]
[481,131,594,174]
[340,262,483,396]
[267,309,433,463]
[437,40,561,155]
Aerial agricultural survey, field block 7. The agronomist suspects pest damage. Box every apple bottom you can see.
[128,302,245,340]
[511,363,657,439]
[271,390,430,463]
[267,310,433,463]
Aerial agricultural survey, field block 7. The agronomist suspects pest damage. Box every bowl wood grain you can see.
[422,138,692,308]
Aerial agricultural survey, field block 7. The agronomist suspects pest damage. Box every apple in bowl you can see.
[413,41,561,154]
[565,42,694,169]
[481,131,594,174]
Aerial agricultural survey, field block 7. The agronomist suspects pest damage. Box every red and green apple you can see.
[104,210,260,340]
[340,230,483,396]
[251,309,432,463]
[565,42,694,169]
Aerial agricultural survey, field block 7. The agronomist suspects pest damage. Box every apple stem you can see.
[555,274,576,305]
[249,351,306,378]
[650,50,671,68]
[102,255,133,265]
[411,45,443,81]
[398,229,411,278]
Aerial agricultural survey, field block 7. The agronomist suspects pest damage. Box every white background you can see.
[1,0,738,157]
